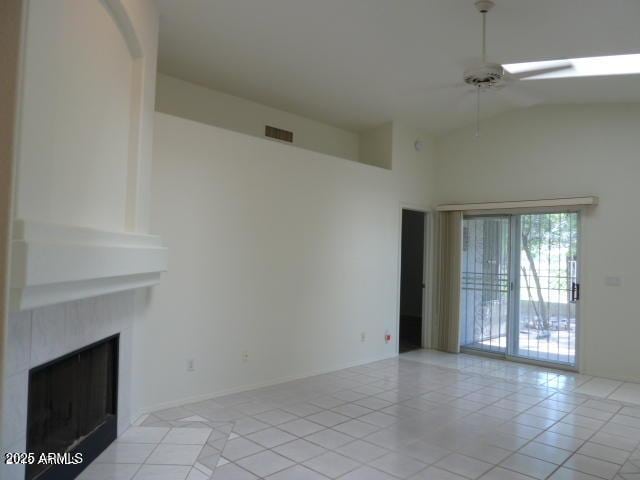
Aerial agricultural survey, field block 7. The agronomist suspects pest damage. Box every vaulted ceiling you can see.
[156,0,640,134]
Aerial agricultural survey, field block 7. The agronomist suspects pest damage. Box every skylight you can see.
[504,54,640,80]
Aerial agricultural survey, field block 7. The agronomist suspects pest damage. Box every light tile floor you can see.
[80,350,640,480]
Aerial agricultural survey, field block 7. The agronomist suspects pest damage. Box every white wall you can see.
[17,1,128,231]
[359,123,392,169]
[133,112,434,413]
[14,0,158,233]
[435,103,640,382]
[156,74,360,164]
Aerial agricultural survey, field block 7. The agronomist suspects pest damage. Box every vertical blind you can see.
[432,211,463,353]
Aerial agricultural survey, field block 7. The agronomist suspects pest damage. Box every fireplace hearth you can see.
[26,334,119,480]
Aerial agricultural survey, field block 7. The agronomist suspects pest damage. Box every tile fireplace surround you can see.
[2,290,137,480]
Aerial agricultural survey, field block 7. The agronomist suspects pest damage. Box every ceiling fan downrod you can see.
[475,0,495,63]
[475,86,481,137]
[474,1,494,137]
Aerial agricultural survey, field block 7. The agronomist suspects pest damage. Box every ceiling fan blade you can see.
[495,83,542,108]
[433,88,477,117]
[435,84,474,99]
[449,88,477,109]
[504,61,574,80]
[403,82,468,96]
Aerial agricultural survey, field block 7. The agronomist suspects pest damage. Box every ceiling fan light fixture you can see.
[464,63,505,88]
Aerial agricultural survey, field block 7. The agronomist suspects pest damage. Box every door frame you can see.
[507,215,520,357]
[396,203,431,355]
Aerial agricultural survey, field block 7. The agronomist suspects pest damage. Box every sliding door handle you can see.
[571,282,580,302]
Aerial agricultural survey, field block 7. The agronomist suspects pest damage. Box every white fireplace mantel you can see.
[10,220,168,311]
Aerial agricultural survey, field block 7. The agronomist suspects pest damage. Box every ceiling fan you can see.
[459,0,574,134]
[464,1,573,92]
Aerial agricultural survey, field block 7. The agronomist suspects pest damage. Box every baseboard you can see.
[581,368,640,385]
[129,353,398,423]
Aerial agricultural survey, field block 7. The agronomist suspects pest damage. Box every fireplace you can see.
[26,334,119,480]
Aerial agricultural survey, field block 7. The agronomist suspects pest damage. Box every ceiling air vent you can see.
[265,125,293,143]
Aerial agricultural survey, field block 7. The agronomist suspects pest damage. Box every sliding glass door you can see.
[460,216,510,354]
[513,213,579,366]
[460,212,579,368]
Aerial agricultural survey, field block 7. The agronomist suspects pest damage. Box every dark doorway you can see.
[400,210,425,353]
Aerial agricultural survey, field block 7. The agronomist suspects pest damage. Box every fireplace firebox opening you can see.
[26,334,119,480]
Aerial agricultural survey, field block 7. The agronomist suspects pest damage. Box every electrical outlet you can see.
[361,332,366,342]
[242,351,249,363]
[187,359,195,372]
